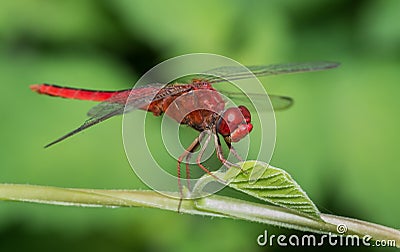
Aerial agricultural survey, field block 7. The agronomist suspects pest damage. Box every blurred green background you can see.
[1,0,399,251]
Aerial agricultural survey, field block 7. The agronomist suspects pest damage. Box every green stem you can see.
[0,183,398,247]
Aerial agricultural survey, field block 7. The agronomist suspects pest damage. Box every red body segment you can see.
[30,84,122,102]
[149,82,226,132]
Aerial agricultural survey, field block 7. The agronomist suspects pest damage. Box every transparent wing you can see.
[202,61,339,83]
[46,84,192,147]
[223,91,293,111]
[268,95,293,110]
[87,84,165,117]
[86,92,128,117]
[87,83,194,116]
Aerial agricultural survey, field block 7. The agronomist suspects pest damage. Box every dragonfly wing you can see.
[223,91,293,111]
[203,61,340,83]
[87,100,125,117]
[87,83,194,117]
[45,109,123,148]
[87,84,165,117]
[268,95,293,111]
[45,84,194,147]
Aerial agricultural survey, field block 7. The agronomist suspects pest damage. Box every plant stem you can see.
[0,183,398,247]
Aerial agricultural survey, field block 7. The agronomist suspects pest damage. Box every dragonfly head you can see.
[217,106,253,143]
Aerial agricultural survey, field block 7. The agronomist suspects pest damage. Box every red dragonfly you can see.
[31,61,338,201]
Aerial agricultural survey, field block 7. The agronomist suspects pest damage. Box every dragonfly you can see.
[30,61,339,206]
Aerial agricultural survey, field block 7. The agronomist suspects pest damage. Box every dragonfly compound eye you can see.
[217,106,253,142]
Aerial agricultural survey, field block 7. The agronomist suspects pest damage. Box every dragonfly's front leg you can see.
[213,133,240,169]
[213,133,247,176]
[224,140,243,162]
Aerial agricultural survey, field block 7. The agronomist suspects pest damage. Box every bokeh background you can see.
[1,1,399,251]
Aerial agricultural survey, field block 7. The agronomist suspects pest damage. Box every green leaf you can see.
[228,161,322,220]
[193,161,322,221]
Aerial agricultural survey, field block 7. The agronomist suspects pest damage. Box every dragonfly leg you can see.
[184,143,199,191]
[194,132,226,184]
[213,134,239,168]
[224,140,243,162]
[176,131,205,212]
[214,134,247,174]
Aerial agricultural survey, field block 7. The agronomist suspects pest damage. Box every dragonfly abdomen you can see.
[30,84,126,102]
